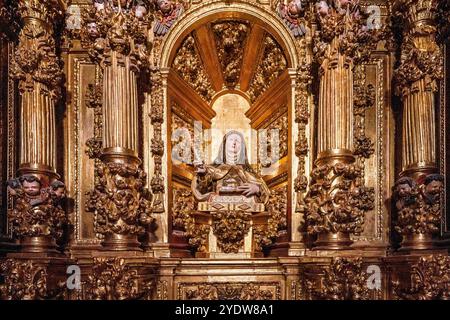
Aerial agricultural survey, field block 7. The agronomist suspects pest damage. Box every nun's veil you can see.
[213,130,253,172]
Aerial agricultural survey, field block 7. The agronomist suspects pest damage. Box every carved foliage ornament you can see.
[172,35,215,102]
[211,210,251,254]
[10,0,64,99]
[301,162,375,235]
[0,260,65,300]
[392,0,444,97]
[248,35,287,102]
[172,188,209,252]
[393,174,444,236]
[212,21,249,88]
[305,258,370,300]
[85,83,103,159]
[393,255,450,300]
[85,162,154,237]
[313,0,381,66]
[83,258,153,300]
[7,175,67,239]
[80,0,153,72]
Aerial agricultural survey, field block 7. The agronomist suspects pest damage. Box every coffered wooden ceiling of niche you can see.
[171,20,288,104]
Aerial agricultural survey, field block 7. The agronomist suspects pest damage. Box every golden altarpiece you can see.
[0,0,449,300]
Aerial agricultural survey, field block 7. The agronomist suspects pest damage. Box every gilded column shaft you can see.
[317,49,353,155]
[19,84,56,170]
[102,52,139,155]
[11,1,63,178]
[401,78,436,170]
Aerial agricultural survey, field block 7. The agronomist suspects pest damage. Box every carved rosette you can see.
[83,258,154,300]
[393,255,450,300]
[305,258,371,300]
[212,21,249,88]
[211,211,251,254]
[0,259,65,300]
[85,162,154,249]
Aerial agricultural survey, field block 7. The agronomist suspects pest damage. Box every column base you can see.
[20,236,59,254]
[398,234,435,251]
[313,232,353,250]
[101,234,142,251]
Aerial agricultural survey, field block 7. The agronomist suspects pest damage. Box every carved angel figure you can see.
[153,0,185,37]
[277,0,307,37]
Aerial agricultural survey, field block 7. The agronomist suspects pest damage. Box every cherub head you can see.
[394,177,415,199]
[19,175,42,197]
[423,174,444,200]
[156,0,173,15]
[287,0,304,18]
[51,180,66,199]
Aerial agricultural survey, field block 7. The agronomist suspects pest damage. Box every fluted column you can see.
[82,1,154,251]
[302,1,377,250]
[5,0,67,254]
[393,0,444,250]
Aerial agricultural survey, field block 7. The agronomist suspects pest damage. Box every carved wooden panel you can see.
[351,55,393,247]
[66,55,102,244]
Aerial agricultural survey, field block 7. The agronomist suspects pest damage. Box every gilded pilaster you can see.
[82,1,155,251]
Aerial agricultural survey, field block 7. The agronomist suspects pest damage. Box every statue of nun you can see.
[191,130,270,204]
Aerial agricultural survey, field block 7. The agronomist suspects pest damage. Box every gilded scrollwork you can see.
[85,162,154,238]
[393,255,450,300]
[83,258,154,300]
[305,257,370,300]
[247,35,287,102]
[172,35,215,102]
[212,21,249,88]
